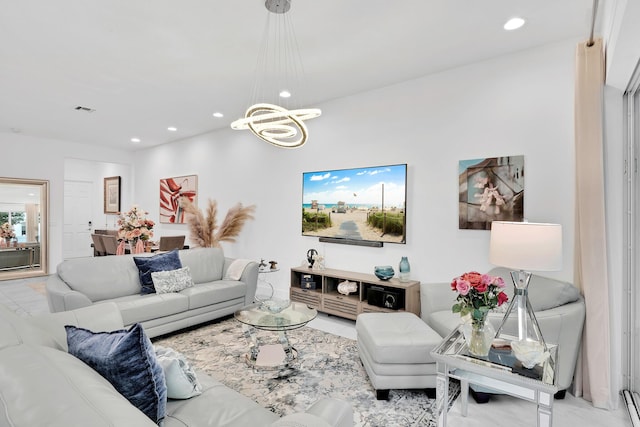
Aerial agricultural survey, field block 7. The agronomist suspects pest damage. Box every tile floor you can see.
[0,275,50,316]
[0,276,630,426]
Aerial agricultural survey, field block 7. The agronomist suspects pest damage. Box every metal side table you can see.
[431,327,558,427]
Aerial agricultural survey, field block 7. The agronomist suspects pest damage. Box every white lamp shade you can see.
[489,221,563,271]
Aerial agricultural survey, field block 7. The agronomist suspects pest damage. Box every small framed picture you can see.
[104,176,121,214]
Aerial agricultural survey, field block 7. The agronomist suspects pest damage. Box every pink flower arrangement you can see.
[0,222,16,240]
[451,271,509,323]
[117,205,155,242]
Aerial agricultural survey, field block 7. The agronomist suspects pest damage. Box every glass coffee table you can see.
[234,301,317,369]
[431,326,558,426]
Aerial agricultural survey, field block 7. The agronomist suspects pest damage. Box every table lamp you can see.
[489,221,563,350]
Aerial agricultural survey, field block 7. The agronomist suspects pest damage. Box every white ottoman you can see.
[356,312,442,400]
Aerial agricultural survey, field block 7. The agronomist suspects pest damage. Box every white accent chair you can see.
[422,267,585,400]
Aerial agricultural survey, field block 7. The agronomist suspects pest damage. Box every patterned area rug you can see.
[153,316,459,427]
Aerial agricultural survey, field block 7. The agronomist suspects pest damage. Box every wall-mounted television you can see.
[302,164,407,246]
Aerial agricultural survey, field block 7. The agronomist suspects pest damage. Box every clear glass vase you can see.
[463,315,494,357]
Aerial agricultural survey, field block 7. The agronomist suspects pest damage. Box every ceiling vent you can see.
[74,105,95,113]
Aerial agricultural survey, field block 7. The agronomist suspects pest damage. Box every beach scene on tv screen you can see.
[302,164,406,243]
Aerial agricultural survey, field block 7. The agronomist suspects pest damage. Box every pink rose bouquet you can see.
[451,271,509,324]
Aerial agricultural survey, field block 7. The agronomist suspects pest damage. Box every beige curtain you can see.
[25,203,38,243]
[574,38,612,408]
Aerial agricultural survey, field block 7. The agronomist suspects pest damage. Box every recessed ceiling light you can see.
[504,17,525,31]
[212,112,224,118]
[131,137,141,143]
[167,126,177,132]
[279,90,291,98]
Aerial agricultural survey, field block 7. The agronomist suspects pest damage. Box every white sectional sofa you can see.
[0,301,354,427]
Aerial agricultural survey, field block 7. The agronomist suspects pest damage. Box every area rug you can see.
[153,316,459,427]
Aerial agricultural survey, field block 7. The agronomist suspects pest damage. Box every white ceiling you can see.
[0,1,595,151]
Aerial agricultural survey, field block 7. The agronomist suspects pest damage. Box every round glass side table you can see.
[255,267,279,303]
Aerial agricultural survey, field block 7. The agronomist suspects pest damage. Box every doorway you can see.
[62,158,132,260]
[63,180,94,259]
[0,178,49,280]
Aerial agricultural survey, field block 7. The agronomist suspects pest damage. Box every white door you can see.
[63,180,94,259]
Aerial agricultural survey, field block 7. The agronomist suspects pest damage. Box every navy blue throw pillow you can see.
[133,250,182,294]
[65,323,167,423]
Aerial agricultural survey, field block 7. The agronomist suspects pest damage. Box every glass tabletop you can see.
[433,327,557,386]
[234,301,317,331]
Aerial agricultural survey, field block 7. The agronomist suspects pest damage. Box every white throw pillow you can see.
[225,259,252,280]
[151,266,194,294]
[154,345,202,399]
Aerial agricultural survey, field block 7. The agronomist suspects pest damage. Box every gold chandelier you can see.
[230,0,321,148]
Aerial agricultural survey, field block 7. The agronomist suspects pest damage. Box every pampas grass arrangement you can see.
[181,197,255,248]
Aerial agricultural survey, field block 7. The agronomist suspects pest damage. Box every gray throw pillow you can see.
[151,266,194,294]
[155,345,202,399]
[65,323,167,423]
[488,267,580,311]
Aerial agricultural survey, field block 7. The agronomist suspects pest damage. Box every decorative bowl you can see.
[337,280,358,295]
[511,340,550,369]
[374,265,394,280]
[261,298,291,314]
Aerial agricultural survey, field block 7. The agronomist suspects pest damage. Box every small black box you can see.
[301,281,316,290]
[367,286,400,310]
[300,274,316,290]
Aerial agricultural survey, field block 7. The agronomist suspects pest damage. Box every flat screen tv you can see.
[302,164,407,246]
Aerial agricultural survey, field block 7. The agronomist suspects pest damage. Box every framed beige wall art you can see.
[159,175,197,223]
[104,176,121,214]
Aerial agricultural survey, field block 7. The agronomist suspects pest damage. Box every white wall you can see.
[0,133,132,271]
[134,39,577,298]
[604,0,640,91]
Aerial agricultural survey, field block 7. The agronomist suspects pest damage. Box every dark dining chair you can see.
[94,229,118,236]
[100,235,119,256]
[91,234,106,256]
[159,235,186,251]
